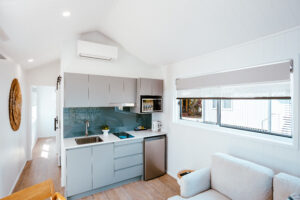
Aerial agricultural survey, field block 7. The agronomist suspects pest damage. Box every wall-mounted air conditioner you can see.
[77,40,118,61]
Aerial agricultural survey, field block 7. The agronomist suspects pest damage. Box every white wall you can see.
[164,26,300,178]
[26,60,60,160]
[36,86,56,138]
[0,60,27,198]
[61,31,163,79]
[26,60,60,86]
[30,88,38,153]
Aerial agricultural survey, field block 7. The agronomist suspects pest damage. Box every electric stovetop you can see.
[113,132,134,139]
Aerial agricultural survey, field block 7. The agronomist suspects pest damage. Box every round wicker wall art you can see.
[9,79,22,131]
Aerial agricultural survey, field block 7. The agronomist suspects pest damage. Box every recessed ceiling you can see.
[0,0,300,69]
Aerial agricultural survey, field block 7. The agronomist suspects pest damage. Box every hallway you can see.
[13,137,63,194]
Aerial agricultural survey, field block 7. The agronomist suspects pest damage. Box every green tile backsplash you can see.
[63,107,152,138]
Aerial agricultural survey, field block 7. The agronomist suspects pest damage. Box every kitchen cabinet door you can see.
[92,144,114,189]
[66,147,92,197]
[139,78,163,96]
[139,78,152,95]
[123,78,136,104]
[89,75,110,107]
[151,79,163,96]
[64,73,89,107]
[109,77,124,103]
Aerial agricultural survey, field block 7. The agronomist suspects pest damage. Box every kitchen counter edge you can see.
[63,130,167,150]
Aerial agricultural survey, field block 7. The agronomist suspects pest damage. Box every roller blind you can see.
[176,60,293,99]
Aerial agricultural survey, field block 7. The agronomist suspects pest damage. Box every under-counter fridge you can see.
[144,135,166,180]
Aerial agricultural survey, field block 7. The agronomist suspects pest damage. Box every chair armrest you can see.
[52,192,66,200]
[178,168,211,198]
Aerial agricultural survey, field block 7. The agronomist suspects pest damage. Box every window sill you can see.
[174,119,297,150]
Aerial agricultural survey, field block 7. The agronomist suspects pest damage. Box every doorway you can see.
[30,86,57,157]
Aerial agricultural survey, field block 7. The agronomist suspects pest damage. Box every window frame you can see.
[178,98,292,139]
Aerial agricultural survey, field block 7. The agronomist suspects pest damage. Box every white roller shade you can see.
[176,60,293,98]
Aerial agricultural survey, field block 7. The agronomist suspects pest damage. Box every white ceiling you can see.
[1,0,300,69]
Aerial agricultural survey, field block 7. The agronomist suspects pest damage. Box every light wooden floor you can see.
[13,137,64,194]
[13,137,180,200]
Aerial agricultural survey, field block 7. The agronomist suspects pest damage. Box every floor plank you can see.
[12,137,180,200]
[13,137,64,194]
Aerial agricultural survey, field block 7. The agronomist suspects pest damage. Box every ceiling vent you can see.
[77,40,118,61]
[0,54,6,60]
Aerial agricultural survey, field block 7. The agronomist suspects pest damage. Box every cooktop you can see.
[113,132,134,139]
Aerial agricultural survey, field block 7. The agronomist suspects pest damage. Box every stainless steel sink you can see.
[75,136,103,145]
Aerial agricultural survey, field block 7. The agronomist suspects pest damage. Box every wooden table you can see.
[177,169,194,179]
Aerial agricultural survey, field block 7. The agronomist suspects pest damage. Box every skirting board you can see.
[167,171,178,180]
[9,160,27,194]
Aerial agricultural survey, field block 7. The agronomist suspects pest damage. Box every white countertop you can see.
[64,130,166,150]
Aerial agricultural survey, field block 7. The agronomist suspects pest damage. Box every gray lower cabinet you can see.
[92,143,114,189]
[66,140,144,197]
[113,139,144,183]
[66,147,92,197]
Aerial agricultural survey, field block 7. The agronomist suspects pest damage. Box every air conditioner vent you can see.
[77,40,118,61]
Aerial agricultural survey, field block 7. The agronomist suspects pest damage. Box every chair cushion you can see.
[168,190,230,200]
[189,190,230,200]
[274,173,300,200]
[211,153,274,200]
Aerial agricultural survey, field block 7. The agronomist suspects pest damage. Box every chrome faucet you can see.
[85,120,89,136]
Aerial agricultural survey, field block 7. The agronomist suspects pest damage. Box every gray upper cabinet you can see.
[123,78,136,103]
[89,75,110,107]
[66,147,92,197]
[109,77,124,104]
[151,79,163,96]
[64,73,137,107]
[92,143,114,189]
[139,78,163,96]
[139,78,152,95]
[64,73,89,107]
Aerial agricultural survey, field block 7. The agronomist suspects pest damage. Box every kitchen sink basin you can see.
[75,136,103,145]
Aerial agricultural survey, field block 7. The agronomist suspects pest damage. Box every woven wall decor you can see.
[9,78,22,131]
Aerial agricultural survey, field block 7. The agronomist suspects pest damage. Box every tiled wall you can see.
[63,107,152,138]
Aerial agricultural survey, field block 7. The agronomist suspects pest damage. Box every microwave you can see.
[140,96,163,113]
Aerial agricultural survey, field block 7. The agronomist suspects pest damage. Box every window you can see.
[212,100,217,109]
[176,60,293,138]
[180,99,203,122]
[179,98,292,138]
[222,100,232,109]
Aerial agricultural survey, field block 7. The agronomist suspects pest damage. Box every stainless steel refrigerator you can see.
[144,135,166,180]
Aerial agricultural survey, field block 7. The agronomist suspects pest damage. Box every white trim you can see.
[9,160,27,194]
[174,119,297,150]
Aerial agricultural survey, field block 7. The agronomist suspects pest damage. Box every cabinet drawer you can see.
[115,154,143,170]
[114,165,143,183]
[114,143,143,158]
[114,138,143,146]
